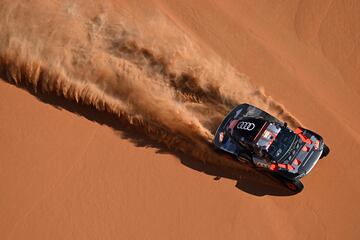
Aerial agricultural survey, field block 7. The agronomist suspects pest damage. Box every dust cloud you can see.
[0,1,300,164]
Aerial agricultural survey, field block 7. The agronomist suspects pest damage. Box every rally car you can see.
[214,103,330,193]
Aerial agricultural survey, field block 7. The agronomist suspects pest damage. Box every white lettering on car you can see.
[237,121,255,131]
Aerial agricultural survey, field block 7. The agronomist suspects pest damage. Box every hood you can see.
[277,128,324,177]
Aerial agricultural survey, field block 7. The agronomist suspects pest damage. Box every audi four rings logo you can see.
[237,121,255,131]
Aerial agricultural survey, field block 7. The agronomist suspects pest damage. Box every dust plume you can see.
[0,1,300,166]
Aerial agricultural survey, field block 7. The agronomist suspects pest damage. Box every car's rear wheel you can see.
[320,144,330,159]
[283,180,304,193]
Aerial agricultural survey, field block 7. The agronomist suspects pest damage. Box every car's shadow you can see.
[1,79,297,196]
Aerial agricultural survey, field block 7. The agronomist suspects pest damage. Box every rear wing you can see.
[213,103,282,154]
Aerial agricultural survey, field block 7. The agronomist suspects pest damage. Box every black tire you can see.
[320,144,330,159]
[283,180,304,193]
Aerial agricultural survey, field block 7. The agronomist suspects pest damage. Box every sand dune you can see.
[1,0,359,239]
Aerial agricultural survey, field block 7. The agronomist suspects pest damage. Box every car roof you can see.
[231,117,269,143]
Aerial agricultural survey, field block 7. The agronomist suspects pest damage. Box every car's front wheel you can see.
[283,180,304,193]
[320,144,330,159]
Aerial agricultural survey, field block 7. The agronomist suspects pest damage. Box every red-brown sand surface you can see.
[1,1,359,239]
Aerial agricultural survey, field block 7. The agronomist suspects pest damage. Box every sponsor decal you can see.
[237,121,255,131]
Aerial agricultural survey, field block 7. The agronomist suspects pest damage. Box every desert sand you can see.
[1,0,359,239]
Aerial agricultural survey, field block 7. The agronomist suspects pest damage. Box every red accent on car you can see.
[287,164,295,170]
[269,164,277,171]
[298,133,306,142]
[298,133,312,144]
[302,146,309,152]
[294,128,302,134]
[293,159,301,165]
[278,163,287,169]
[294,128,313,144]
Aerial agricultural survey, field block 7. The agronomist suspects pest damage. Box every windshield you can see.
[256,123,281,150]
[267,127,296,161]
